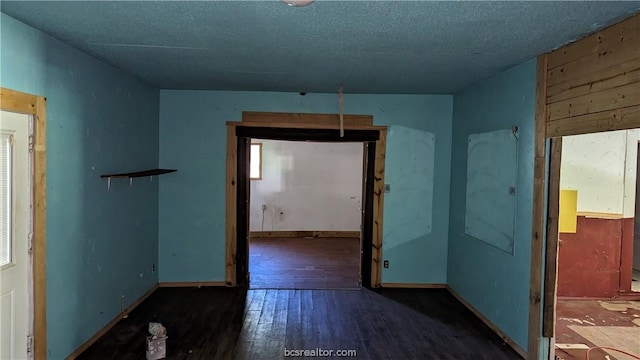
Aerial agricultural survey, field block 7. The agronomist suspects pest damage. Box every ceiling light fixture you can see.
[282,0,314,7]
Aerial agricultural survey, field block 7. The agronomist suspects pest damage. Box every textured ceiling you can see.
[2,1,639,94]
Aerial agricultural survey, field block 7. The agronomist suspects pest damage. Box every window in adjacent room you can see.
[250,143,262,180]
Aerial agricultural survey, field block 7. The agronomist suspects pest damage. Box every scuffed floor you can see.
[555,299,640,360]
[249,237,361,290]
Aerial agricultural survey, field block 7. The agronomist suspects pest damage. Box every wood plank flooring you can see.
[78,287,521,360]
[249,237,360,289]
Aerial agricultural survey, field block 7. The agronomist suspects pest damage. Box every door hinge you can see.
[27,335,34,355]
[27,232,33,255]
[28,135,35,152]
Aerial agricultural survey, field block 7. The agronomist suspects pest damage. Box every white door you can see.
[0,110,31,360]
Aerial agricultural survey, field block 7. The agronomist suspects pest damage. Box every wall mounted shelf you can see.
[101,169,177,189]
[100,169,177,179]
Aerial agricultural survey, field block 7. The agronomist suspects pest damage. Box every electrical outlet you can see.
[152,262,156,273]
[384,184,391,193]
[383,260,389,268]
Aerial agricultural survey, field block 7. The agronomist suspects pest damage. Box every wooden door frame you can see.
[529,52,640,359]
[233,127,378,287]
[542,136,561,341]
[224,112,387,288]
[528,55,549,360]
[0,87,47,359]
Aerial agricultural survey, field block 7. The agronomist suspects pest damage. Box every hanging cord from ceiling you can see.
[338,86,344,138]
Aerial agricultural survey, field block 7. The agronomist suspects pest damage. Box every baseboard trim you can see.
[250,231,360,238]
[66,283,159,360]
[379,283,446,289]
[158,281,227,287]
[447,286,526,359]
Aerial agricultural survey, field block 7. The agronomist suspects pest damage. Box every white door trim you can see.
[0,88,47,359]
[1,110,34,359]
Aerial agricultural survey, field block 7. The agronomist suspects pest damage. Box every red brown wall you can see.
[557,216,634,298]
[620,218,634,293]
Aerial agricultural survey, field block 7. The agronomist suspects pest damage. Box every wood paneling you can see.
[547,15,639,70]
[242,111,373,127]
[547,68,640,104]
[547,104,640,137]
[545,14,640,137]
[0,87,47,360]
[548,82,640,122]
[250,231,361,238]
[547,47,639,91]
[546,15,639,88]
[543,138,561,337]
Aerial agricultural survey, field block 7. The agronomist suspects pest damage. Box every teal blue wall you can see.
[1,14,160,359]
[448,59,537,350]
[2,9,543,357]
[158,91,453,284]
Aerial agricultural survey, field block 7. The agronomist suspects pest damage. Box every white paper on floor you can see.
[568,325,640,360]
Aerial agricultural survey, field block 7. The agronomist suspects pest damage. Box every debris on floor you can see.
[146,322,168,360]
[149,322,166,337]
[555,299,640,360]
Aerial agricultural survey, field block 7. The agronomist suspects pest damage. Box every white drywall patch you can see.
[465,128,519,254]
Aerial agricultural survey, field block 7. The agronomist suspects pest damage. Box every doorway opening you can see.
[235,126,380,289]
[225,116,386,290]
[550,130,640,360]
[247,139,364,289]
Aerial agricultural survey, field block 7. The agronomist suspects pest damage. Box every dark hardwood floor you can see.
[78,287,521,360]
[249,237,360,289]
